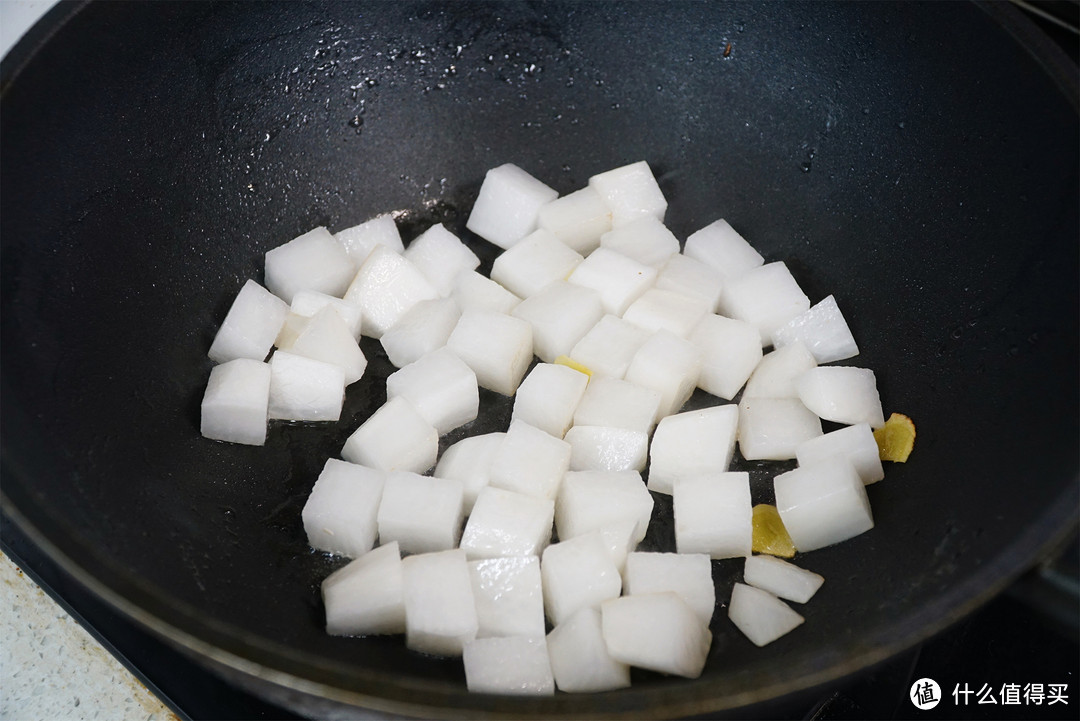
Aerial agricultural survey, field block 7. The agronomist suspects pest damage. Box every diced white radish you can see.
[435,432,505,513]
[274,312,309,351]
[599,216,679,267]
[401,549,478,656]
[597,521,639,573]
[572,375,662,433]
[683,219,764,282]
[287,306,367,385]
[469,556,545,638]
[200,358,271,445]
[466,164,559,249]
[546,607,631,693]
[264,226,356,303]
[796,366,885,428]
[208,280,290,363]
[555,470,654,543]
[379,297,461,369]
[796,423,884,485]
[490,229,584,299]
[589,161,667,226]
[565,425,648,472]
[267,351,345,422]
[463,636,555,696]
[335,214,403,267]
[623,552,715,626]
[489,421,572,501]
[376,471,465,554]
[648,405,739,495]
[743,342,818,399]
[541,532,622,625]
[322,542,405,636]
[743,555,824,604]
[459,486,555,560]
[290,291,364,340]
[622,288,710,340]
[568,315,652,380]
[773,457,874,551]
[445,310,533,396]
[566,247,657,316]
[452,270,522,315]
[737,397,822,461]
[690,314,763,400]
[673,472,752,559]
[511,281,604,363]
[512,363,590,438]
[655,253,725,313]
[600,592,711,678]
[344,245,439,339]
[302,459,385,557]
[772,295,859,363]
[537,186,613,255]
[386,347,479,435]
[728,583,804,647]
[403,224,481,297]
[624,330,704,418]
[721,262,810,344]
[341,396,438,473]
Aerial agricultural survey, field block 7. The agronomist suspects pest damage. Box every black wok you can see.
[2,1,1077,718]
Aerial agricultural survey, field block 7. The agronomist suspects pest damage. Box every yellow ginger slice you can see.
[751,504,796,558]
[874,413,916,462]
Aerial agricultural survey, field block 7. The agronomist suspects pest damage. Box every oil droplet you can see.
[950,326,963,340]
[348,115,364,134]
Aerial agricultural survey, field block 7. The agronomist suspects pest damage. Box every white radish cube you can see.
[743,342,818,399]
[489,421,571,501]
[403,224,481,297]
[690,314,764,400]
[600,593,711,678]
[565,426,648,472]
[624,330,704,418]
[200,358,271,445]
[267,351,345,422]
[568,314,652,380]
[743,556,824,604]
[287,306,367,385]
[796,366,885,428]
[377,471,464,554]
[623,552,715,626]
[772,295,859,363]
[589,161,667,226]
[274,312,309,351]
[302,459,385,557]
[541,532,622,625]
[555,470,654,543]
[537,186,612,255]
[648,405,739,495]
[572,375,662,433]
[796,423,884,485]
[622,288,710,339]
[598,521,639,573]
[446,310,533,396]
[511,281,604,363]
[566,247,657,316]
[673,472,752,559]
[728,583,804,647]
[401,549,478,656]
[435,432,505,513]
[655,253,725,313]
[290,291,364,340]
[460,486,555,560]
[721,262,810,344]
[452,270,522,315]
[490,229,584,299]
[683,219,764,282]
[466,164,559,249]
[208,280,290,363]
[386,348,479,435]
[322,542,405,636]
[344,245,439,339]
[512,363,590,438]
[379,297,461,369]
[264,226,356,303]
[737,397,822,461]
[546,607,630,693]
[469,556,545,638]
[599,216,680,267]
[335,214,404,267]
[463,636,555,696]
[341,396,438,473]
[774,457,874,551]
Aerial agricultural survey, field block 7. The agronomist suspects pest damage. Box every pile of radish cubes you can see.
[201,161,888,695]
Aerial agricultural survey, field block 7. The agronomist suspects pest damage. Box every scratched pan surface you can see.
[1,1,1077,717]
